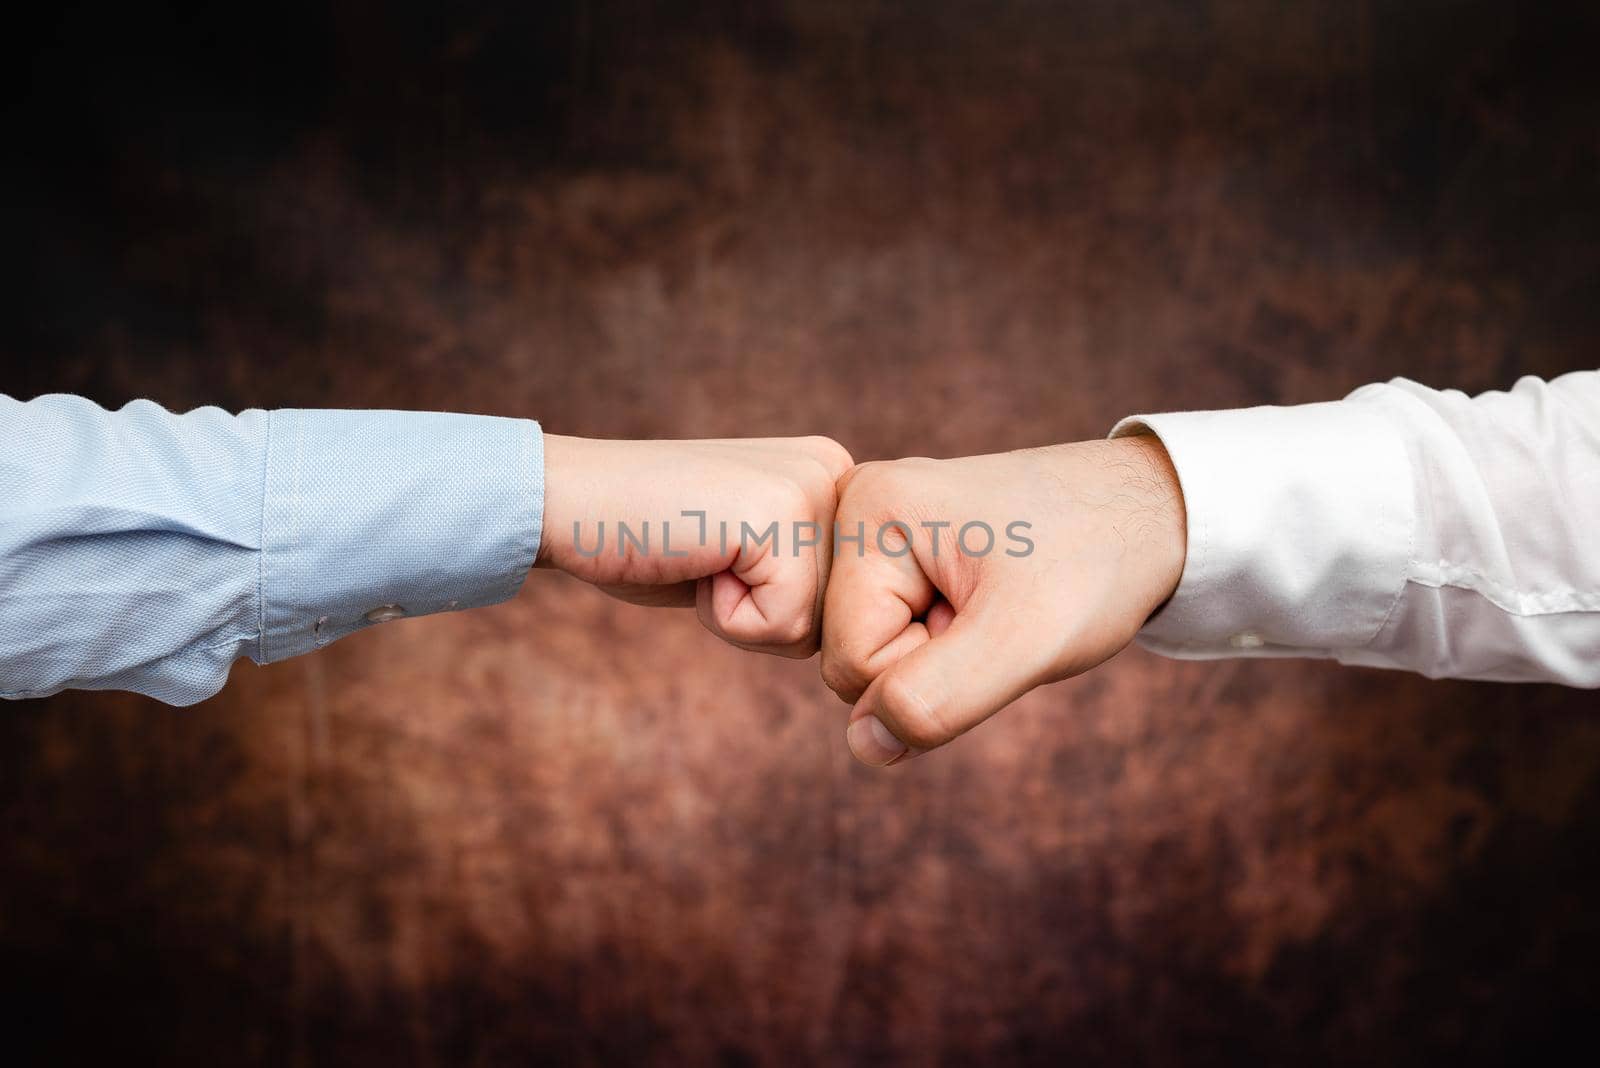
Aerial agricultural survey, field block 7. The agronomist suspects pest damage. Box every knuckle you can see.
[819,649,866,699]
[819,438,857,479]
[787,632,822,659]
[767,475,816,521]
[837,459,892,504]
[782,610,817,646]
[821,626,877,685]
[761,633,818,660]
[806,435,855,477]
[860,457,934,501]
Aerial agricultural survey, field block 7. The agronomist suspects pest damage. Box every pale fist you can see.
[822,436,1187,765]
[538,435,853,657]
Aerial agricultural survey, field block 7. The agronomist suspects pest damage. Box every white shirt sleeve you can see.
[1110,371,1600,688]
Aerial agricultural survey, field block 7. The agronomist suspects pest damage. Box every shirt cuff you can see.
[257,409,543,664]
[1109,397,1415,659]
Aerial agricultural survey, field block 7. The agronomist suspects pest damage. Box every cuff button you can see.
[365,604,406,624]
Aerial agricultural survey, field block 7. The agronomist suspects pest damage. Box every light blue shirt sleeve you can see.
[1,394,544,706]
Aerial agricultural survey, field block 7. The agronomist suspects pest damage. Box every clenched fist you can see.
[822,435,1187,765]
[537,435,854,657]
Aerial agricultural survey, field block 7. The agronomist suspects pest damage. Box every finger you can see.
[843,604,1048,766]
[696,546,820,654]
[820,521,937,702]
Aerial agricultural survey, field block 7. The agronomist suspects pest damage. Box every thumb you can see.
[843,603,1047,767]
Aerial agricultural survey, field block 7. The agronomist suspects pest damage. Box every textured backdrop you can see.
[3,2,1599,1064]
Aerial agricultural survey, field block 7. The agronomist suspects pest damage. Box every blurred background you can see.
[3,1,1599,1063]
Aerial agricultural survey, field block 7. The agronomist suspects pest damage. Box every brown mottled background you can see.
[3,1,1599,1064]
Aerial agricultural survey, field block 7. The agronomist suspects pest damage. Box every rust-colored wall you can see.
[4,2,1599,1064]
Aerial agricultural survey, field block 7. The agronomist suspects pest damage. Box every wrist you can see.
[536,434,604,572]
[1100,433,1188,613]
